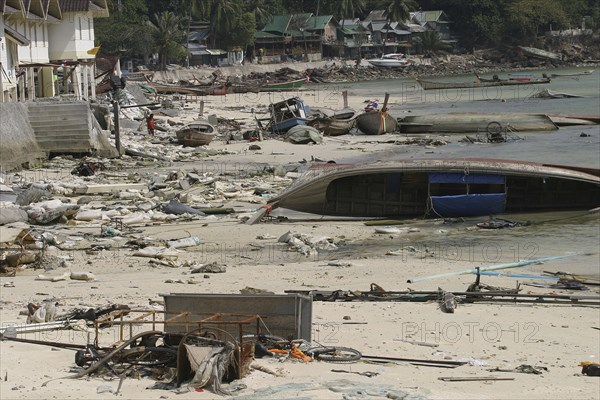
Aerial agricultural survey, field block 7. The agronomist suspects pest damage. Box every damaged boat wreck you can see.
[260,159,600,219]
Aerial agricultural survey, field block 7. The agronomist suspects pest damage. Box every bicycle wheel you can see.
[309,346,362,363]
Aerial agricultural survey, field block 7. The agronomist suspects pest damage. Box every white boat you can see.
[367,53,412,68]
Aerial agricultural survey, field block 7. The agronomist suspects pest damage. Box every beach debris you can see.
[330,369,379,377]
[438,376,514,382]
[190,262,226,274]
[240,287,274,295]
[162,199,205,216]
[489,364,548,375]
[438,289,457,313]
[580,362,600,376]
[278,231,337,256]
[27,301,58,323]
[167,236,201,249]
[406,255,575,284]
[285,125,323,145]
[476,217,530,229]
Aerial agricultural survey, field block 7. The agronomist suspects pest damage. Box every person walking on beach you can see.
[146,113,155,136]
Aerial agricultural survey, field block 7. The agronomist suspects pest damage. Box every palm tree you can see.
[197,0,241,48]
[151,11,184,70]
[340,0,365,27]
[382,0,418,54]
[243,0,272,28]
[415,30,451,55]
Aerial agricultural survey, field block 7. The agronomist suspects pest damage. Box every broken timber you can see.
[285,289,600,306]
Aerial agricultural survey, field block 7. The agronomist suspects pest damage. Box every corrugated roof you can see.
[188,29,209,42]
[305,15,335,31]
[254,31,283,39]
[59,0,89,12]
[364,10,386,22]
[262,15,292,33]
[411,10,447,23]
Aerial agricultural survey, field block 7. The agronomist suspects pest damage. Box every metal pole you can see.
[113,100,121,156]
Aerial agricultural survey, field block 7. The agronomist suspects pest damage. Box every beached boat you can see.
[259,159,600,218]
[518,46,561,61]
[367,53,412,68]
[354,93,397,135]
[398,113,558,134]
[269,97,308,133]
[176,121,216,147]
[550,70,595,78]
[356,111,398,135]
[417,77,551,90]
[260,78,307,91]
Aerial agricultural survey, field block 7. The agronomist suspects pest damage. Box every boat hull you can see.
[260,79,306,91]
[417,78,551,90]
[176,122,216,147]
[267,159,600,218]
[356,111,398,135]
[309,118,355,136]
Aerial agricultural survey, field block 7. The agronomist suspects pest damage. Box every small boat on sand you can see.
[355,93,397,135]
[176,121,216,147]
[550,70,595,78]
[309,117,356,136]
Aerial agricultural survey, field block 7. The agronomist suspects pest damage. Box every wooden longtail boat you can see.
[417,77,551,90]
[260,78,307,91]
[176,121,216,147]
[254,159,600,219]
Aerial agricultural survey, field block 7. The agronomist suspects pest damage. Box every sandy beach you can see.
[1,70,599,400]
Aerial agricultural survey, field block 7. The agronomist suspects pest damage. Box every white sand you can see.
[1,90,599,400]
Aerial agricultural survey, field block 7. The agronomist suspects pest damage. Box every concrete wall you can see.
[0,102,45,171]
[48,12,95,61]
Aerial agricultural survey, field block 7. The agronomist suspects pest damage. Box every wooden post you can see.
[113,100,121,156]
[199,100,204,118]
[342,90,348,108]
[382,92,390,112]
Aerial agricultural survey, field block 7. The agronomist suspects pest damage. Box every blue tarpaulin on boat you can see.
[431,193,506,217]
[428,173,505,185]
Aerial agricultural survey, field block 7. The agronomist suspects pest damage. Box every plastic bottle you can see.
[168,236,201,249]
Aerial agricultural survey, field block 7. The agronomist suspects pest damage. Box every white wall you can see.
[1,16,18,92]
[48,12,95,61]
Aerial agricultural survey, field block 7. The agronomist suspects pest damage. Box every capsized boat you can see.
[417,77,551,90]
[398,113,558,134]
[367,53,412,68]
[308,116,356,136]
[176,120,216,147]
[255,159,600,219]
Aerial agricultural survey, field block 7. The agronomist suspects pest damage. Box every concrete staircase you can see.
[28,102,97,154]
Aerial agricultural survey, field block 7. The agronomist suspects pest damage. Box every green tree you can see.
[151,11,186,70]
[506,0,568,44]
[198,0,243,47]
[221,12,257,49]
[414,30,451,54]
[383,0,417,53]
[340,0,365,26]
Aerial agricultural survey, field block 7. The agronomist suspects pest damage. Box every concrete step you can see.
[29,104,89,111]
[30,122,91,130]
[29,112,90,121]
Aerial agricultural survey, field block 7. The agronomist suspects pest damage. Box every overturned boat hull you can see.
[398,113,558,134]
[266,159,600,218]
